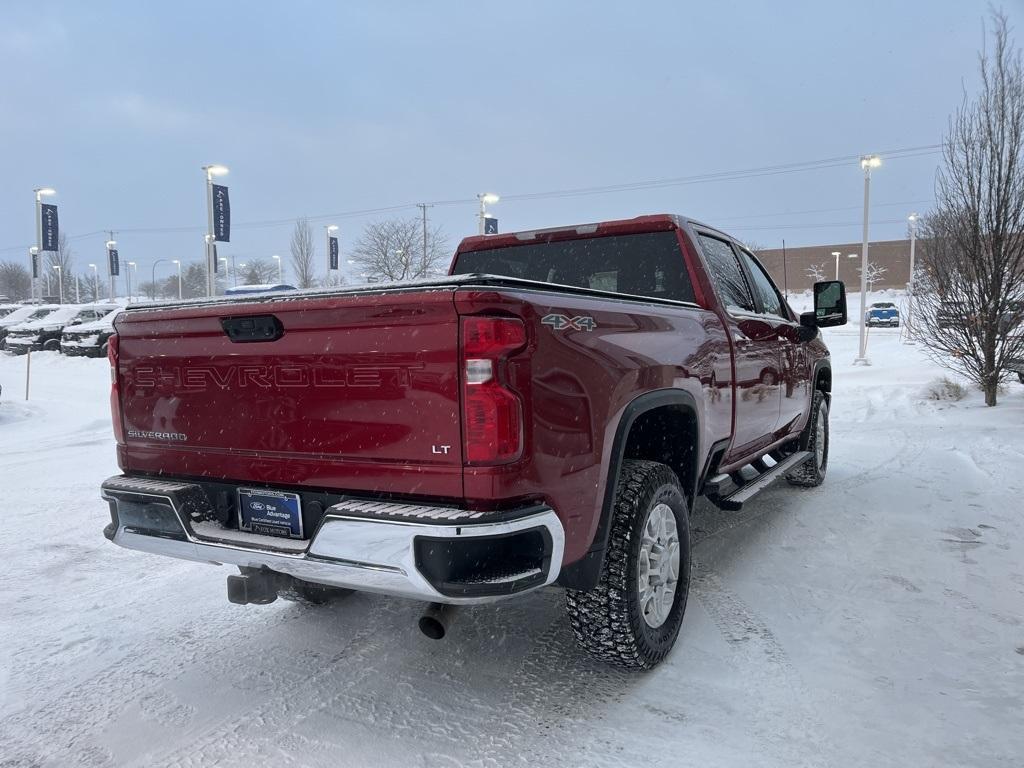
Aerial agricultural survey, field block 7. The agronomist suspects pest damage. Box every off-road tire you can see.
[565,460,691,670]
[786,389,829,487]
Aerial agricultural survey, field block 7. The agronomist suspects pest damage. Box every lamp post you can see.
[477,193,499,235]
[831,251,842,280]
[272,254,282,283]
[127,261,136,303]
[854,155,881,365]
[238,262,247,286]
[218,257,228,291]
[172,259,182,299]
[905,213,919,341]
[29,247,39,301]
[33,187,55,301]
[45,264,51,297]
[105,239,117,301]
[201,164,228,297]
[151,259,167,300]
[52,265,63,305]
[88,264,98,302]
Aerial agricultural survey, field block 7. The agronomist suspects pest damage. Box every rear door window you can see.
[737,248,787,318]
[451,231,695,303]
[698,234,754,313]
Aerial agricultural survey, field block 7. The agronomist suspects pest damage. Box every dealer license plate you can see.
[237,488,303,539]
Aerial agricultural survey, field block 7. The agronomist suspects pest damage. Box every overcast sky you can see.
[1,0,1020,286]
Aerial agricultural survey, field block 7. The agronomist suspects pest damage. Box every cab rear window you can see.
[451,231,695,303]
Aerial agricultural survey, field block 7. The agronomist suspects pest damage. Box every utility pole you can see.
[416,203,433,272]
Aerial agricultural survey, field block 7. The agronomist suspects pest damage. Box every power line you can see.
[0,143,942,254]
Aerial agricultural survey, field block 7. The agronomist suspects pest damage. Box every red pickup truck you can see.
[101,214,847,669]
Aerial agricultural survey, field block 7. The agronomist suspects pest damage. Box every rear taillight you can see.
[461,316,526,464]
[108,334,125,444]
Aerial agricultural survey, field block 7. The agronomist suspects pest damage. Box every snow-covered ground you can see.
[1,304,1023,768]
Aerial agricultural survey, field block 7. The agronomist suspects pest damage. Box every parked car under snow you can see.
[60,307,123,357]
[4,304,120,354]
[0,305,60,350]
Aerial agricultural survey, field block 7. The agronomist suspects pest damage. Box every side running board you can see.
[703,451,812,511]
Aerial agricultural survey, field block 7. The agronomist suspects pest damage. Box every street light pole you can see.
[29,247,38,301]
[477,193,499,235]
[106,236,117,301]
[173,260,182,299]
[201,165,228,297]
[905,213,919,342]
[832,251,841,281]
[53,265,63,305]
[33,187,55,301]
[272,254,282,283]
[854,155,881,365]
[89,264,98,302]
[151,258,167,300]
[127,261,136,303]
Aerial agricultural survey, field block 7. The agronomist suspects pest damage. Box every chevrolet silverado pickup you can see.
[100,214,847,669]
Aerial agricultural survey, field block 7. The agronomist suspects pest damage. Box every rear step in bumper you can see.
[101,475,564,605]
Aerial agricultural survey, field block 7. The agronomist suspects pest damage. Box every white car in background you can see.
[60,307,123,357]
[0,305,60,349]
[4,304,120,354]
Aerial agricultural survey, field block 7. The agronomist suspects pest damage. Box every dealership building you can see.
[755,239,913,294]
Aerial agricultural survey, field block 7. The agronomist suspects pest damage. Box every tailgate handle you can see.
[221,315,284,343]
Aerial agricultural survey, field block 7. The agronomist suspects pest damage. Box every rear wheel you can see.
[43,339,60,352]
[565,460,691,670]
[786,389,829,487]
[1018,372,1024,385]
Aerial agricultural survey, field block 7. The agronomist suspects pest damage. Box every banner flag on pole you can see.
[108,248,120,276]
[484,216,498,235]
[329,236,339,270]
[41,204,59,251]
[212,184,230,242]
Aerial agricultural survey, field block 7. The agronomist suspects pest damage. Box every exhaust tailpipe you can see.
[418,602,455,640]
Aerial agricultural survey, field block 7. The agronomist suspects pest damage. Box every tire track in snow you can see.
[0,603,309,766]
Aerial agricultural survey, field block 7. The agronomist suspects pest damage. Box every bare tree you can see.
[238,257,277,285]
[858,262,888,291]
[289,218,316,288]
[743,240,765,254]
[806,263,827,283]
[350,218,449,282]
[913,10,1024,406]
[0,261,31,300]
[138,280,158,300]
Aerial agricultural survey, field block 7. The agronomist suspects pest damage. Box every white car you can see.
[4,304,120,354]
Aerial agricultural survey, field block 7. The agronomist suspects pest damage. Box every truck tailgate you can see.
[113,288,464,497]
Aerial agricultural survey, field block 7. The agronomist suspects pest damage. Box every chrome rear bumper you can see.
[101,475,564,605]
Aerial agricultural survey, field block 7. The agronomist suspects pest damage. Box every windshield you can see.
[452,232,696,302]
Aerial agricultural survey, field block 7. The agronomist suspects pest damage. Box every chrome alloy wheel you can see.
[815,406,826,468]
[638,503,680,629]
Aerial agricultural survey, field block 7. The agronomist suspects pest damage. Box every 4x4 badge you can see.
[541,314,597,331]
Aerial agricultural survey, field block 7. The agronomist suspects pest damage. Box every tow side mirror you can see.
[812,280,847,328]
